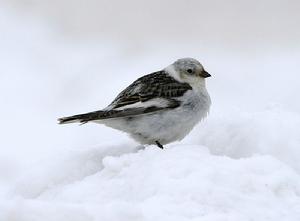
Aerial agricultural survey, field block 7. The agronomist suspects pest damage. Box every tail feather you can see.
[58,111,104,125]
[58,105,168,125]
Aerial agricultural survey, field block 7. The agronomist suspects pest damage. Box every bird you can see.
[58,58,211,149]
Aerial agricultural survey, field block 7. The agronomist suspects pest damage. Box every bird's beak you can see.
[200,70,211,78]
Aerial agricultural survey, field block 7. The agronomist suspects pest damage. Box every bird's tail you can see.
[58,110,105,125]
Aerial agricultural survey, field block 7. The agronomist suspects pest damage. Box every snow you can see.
[194,106,300,172]
[1,4,300,221]
[1,145,300,221]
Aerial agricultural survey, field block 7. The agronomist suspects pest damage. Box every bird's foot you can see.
[155,141,164,149]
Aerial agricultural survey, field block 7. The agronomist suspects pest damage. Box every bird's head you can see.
[165,58,211,88]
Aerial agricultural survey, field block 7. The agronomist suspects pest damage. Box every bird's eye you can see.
[187,69,193,74]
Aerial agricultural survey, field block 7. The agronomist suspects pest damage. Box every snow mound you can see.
[195,106,300,172]
[1,145,300,221]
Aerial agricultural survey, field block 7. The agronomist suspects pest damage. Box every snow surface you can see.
[1,6,300,221]
[1,145,300,221]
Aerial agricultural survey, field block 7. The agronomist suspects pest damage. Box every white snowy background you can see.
[0,1,300,220]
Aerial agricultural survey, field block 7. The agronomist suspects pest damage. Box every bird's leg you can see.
[155,141,164,149]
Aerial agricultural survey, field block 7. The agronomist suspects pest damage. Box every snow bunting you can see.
[58,58,211,149]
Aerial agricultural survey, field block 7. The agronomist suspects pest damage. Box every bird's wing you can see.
[58,104,175,124]
[109,70,192,109]
[58,71,192,124]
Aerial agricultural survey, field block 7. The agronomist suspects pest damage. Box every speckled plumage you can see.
[110,70,192,108]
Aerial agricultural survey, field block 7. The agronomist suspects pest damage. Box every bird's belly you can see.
[103,92,210,145]
[130,108,203,144]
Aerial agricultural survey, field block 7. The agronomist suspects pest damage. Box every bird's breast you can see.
[180,88,211,113]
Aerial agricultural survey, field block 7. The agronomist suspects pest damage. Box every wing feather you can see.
[58,71,191,124]
[110,70,191,109]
